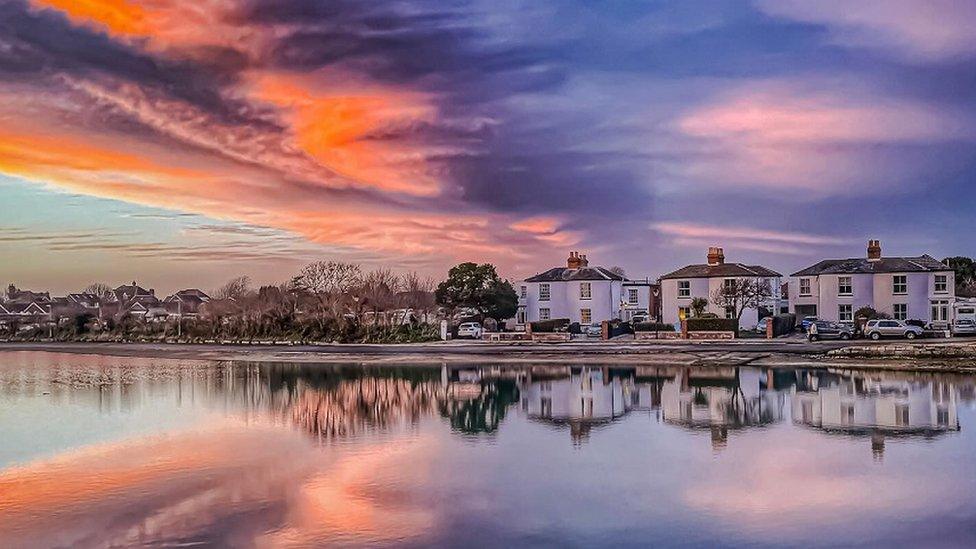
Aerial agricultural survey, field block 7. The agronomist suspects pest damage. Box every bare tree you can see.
[213,275,252,300]
[608,266,626,277]
[357,268,402,328]
[291,261,363,334]
[710,278,773,320]
[83,282,111,297]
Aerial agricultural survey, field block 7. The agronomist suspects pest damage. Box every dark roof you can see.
[791,255,949,277]
[660,263,782,280]
[525,266,625,283]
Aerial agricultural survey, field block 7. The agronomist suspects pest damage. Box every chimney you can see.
[580,254,589,267]
[707,246,725,266]
[567,251,582,269]
[867,239,882,262]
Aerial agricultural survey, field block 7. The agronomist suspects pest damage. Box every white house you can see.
[518,252,628,326]
[659,247,783,330]
[789,240,955,325]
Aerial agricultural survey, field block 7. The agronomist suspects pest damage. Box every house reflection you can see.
[790,370,960,459]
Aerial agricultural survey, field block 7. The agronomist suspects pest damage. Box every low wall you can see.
[531,332,572,343]
[687,331,736,340]
[482,331,531,342]
[634,331,682,340]
[829,344,976,359]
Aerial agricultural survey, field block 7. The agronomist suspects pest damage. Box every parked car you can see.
[807,320,854,341]
[631,314,649,324]
[457,322,483,339]
[800,316,818,332]
[952,319,976,336]
[755,317,769,333]
[584,323,603,338]
[863,319,923,340]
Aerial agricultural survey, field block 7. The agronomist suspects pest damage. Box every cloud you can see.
[755,0,976,62]
[652,222,851,255]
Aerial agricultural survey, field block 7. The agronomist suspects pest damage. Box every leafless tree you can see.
[291,261,363,334]
[608,266,626,277]
[83,282,111,297]
[213,275,252,300]
[710,278,773,319]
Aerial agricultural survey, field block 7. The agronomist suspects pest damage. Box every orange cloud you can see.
[31,0,150,36]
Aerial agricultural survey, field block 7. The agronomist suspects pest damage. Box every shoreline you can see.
[1,341,975,373]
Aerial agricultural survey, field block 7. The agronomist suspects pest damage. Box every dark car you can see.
[808,320,854,341]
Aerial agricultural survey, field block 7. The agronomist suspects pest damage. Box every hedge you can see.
[770,313,796,337]
[685,318,738,332]
[634,322,675,332]
[529,318,571,333]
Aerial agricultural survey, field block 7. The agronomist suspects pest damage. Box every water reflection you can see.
[1,352,975,547]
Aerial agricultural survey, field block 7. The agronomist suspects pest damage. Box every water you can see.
[1,351,975,548]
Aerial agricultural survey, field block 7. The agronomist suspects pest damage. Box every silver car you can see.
[952,319,976,336]
[864,319,923,340]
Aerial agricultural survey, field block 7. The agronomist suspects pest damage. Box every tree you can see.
[435,263,518,321]
[943,256,975,287]
[213,276,251,300]
[710,278,773,319]
[608,266,626,277]
[690,297,709,317]
[83,282,111,297]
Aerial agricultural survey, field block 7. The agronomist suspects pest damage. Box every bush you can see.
[608,320,632,338]
[568,322,582,334]
[529,318,570,333]
[770,313,796,337]
[685,318,738,332]
[634,322,675,332]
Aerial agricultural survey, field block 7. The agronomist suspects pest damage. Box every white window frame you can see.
[838,304,853,322]
[838,276,852,296]
[579,282,591,300]
[539,307,550,321]
[627,288,639,305]
[520,285,527,299]
[934,274,948,294]
[799,278,811,297]
[893,303,908,321]
[677,280,691,299]
[516,309,526,324]
[893,275,907,295]
[931,299,949,322]
[580,308,592,324]
[539,283,550,301]
[724,306,736,319]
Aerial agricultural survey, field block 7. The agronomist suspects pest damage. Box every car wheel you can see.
[840,333,850,340]
[808,334,818,342]
[870,332,881,340]
[906,331,916,340]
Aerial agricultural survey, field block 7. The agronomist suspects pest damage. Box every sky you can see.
[1,0,975,294]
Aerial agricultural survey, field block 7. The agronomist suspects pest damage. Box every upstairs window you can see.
[893,275,907,295]
[838,276,852,296]
[539,283,550,301]
[579,282,591,300]
[934,274,948,293]
[628,288,639,305]
[677,280,691,298]
[724,279,736,292]
[799,278,811,296]
[520,285,527,299]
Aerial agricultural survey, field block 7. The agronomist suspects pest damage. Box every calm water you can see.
[1,352,975,548]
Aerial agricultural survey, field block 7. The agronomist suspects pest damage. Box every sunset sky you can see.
[2,0,975,293]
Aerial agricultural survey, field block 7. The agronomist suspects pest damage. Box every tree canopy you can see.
[435,262,518,321]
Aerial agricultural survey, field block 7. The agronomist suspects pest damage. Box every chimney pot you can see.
[707,246,725,266]
[567,251,582,269]
[867,239,882,261]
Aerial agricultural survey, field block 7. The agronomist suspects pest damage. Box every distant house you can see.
[163,288,211,318]
[660,247,783,330]
[519,252,642,327]
[790,240,955,325]
[4,284,51,305]
[109,282,161,320]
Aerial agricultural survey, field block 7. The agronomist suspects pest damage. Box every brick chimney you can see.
[867,239,882,262]
[580,253,589,267]
[567,251,582,269]
[707,246,725,266]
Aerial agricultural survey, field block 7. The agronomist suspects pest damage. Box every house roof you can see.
[660,263,782,280]
[791,255,949,277]
[525,266,626,283]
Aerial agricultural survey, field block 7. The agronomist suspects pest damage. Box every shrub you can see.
[634,322,675,332]
[685,318,738,332]
[529,318,570,333]
[770,313,796,337]
[568,322,582,334]
[697,312,719,319]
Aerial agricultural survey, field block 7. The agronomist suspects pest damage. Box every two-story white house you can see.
[659,247,783,330]
[789,240,955,325]
[518,252,628,326]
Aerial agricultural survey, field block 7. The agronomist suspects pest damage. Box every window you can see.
[678,307,691,320]
[931,299,949,322]
[724,278,736,292]
[516,309,526,324]
[520,285,527,299]
[895,404,909,426]
[725,306,736,319]
[838,276,852,296]
[579,282,591,300]
[539,307,550,320]
[838,304,853,322]
[934,274,948,293]
[893,275,907,295]
[628,288,639,305]
[539,283,550,301]
[841,404,855,425]
[893,303,908,321]
[580,308,592,324]
[677,280,691,298]
[799,278,811,296]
